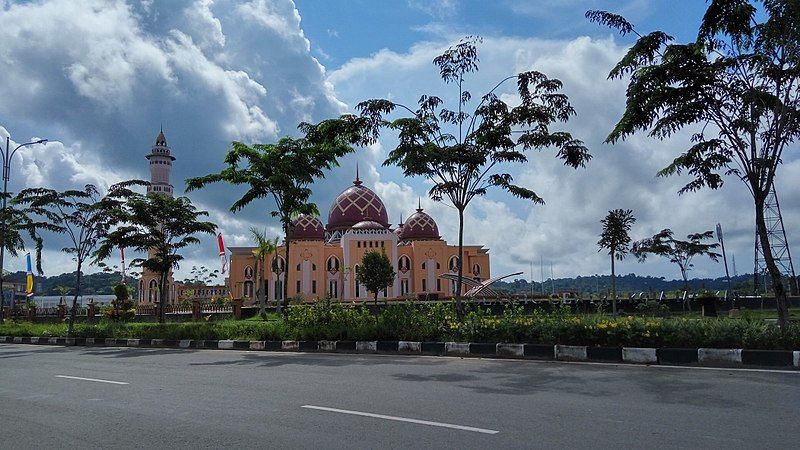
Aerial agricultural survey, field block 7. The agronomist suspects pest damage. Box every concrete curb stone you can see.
[741,349,794,367]
[105,338,116,346]
[794,351,799,367]
[299,341,318,351]
[356,341,377,352]
[398,341,421,353]
[13,337,22,344]
[264,341,282,351]
[282,340,299,351]
[523,344,555,359]
[698,348,742,364]
[469,343,496,356]
[376,341,398,352]
[622,347,658,364]
[587,346,623,362]
[179,340,192,349]
[249,341,265,350]
[445,342,470,356]
[335,341,356,351]
[421,342,445,355]
[555,345,587,361]
[657,348,699,365]
[318,340,336,351]
[128,339,140,347]
[497,343,524,358]
[218,340,235,349]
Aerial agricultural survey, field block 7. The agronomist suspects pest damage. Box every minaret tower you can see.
[139,129,177,304]
[145,128,175,197]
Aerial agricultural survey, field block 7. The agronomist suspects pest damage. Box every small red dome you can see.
[399,208,439,240]
[290,214,325,240]
[352,220,386,230]
[327,178,389,231]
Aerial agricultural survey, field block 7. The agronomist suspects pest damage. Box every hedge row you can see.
[1,302,798,350]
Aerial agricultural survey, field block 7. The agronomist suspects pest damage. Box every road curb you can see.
[2,337,797,370]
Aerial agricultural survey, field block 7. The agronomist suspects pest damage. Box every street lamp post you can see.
[0,135,47,323]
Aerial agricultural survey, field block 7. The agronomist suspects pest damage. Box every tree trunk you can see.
[67,264,82,337]
[611,252,617,317]
[256,258,266,315]
[282,232,290,314]
[755,196,790,328]
[455,207,465,316]
[158,271,168,324]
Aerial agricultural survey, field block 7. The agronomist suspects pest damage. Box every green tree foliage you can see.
[0,193,53,322]
[356,250,396,304]
[633,229,721,291]
[186,120,362,312]
[597,209,636,316]
[96,191,216,323]
[250,228,279,314]
[587,1,800,326]
[16,184,132,334]
[356,37,590,313]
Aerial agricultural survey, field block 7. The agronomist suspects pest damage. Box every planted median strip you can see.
[3,335,798,370]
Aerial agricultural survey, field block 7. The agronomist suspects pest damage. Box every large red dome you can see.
[399,207,440,240]
[290,214,325,240]
[327,179,389,231]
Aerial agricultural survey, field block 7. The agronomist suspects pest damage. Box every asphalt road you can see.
[0,344,798,449]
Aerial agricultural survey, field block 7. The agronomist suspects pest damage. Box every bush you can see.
[2,303,799,350]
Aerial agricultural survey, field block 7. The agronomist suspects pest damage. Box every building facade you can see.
[138,130,177,304]
[228,174,490,303]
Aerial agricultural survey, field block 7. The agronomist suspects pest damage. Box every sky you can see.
[0,0,797,286]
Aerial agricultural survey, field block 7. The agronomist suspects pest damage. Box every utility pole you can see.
[0,135,47,323]
[716,223,732,299]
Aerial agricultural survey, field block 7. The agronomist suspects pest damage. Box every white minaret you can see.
[140,128,177,304]
[146,129,175,197]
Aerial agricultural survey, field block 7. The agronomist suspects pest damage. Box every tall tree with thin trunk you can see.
[357,36,590,314]
[597,209,636,316]
[250,228,279,314]
[632,229,722,291]
[187,120,361,312]
[587,1,800,327]
[96,191,216,323]
[16,184,129,334]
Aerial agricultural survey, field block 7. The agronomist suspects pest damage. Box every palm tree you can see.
[250,228,279,315]
[597,209,636,316]
[187,119,362,312]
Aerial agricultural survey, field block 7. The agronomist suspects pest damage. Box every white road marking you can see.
[55,375,128,385]
[301,405,499,435]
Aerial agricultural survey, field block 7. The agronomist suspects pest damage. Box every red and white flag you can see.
[217,233,227,274]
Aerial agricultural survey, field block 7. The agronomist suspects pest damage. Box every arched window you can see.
[148,279,158,303]
[244,281,254,298]
[436,262,441,270]
[327,256,340,272]
[421,261,426,270]
[399,256,410,272]
[354,265,361,297]
[272,257,286,274]
[312,263,317,271]
[244,266,253,279]
[472,264,481,276]
[296,263,302,271]
[449,256,459,272]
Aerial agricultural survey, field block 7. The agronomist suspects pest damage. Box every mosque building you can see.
[227,172,491,302]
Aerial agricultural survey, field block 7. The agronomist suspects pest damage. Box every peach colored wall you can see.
[228,238,490,302]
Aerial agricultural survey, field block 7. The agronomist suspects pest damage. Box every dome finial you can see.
[417,197,423,212]
[354,162,362,186]
[399,213,403,226]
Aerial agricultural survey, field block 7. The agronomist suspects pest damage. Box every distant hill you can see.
[493,273,774,296]
[6,271,139,297]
